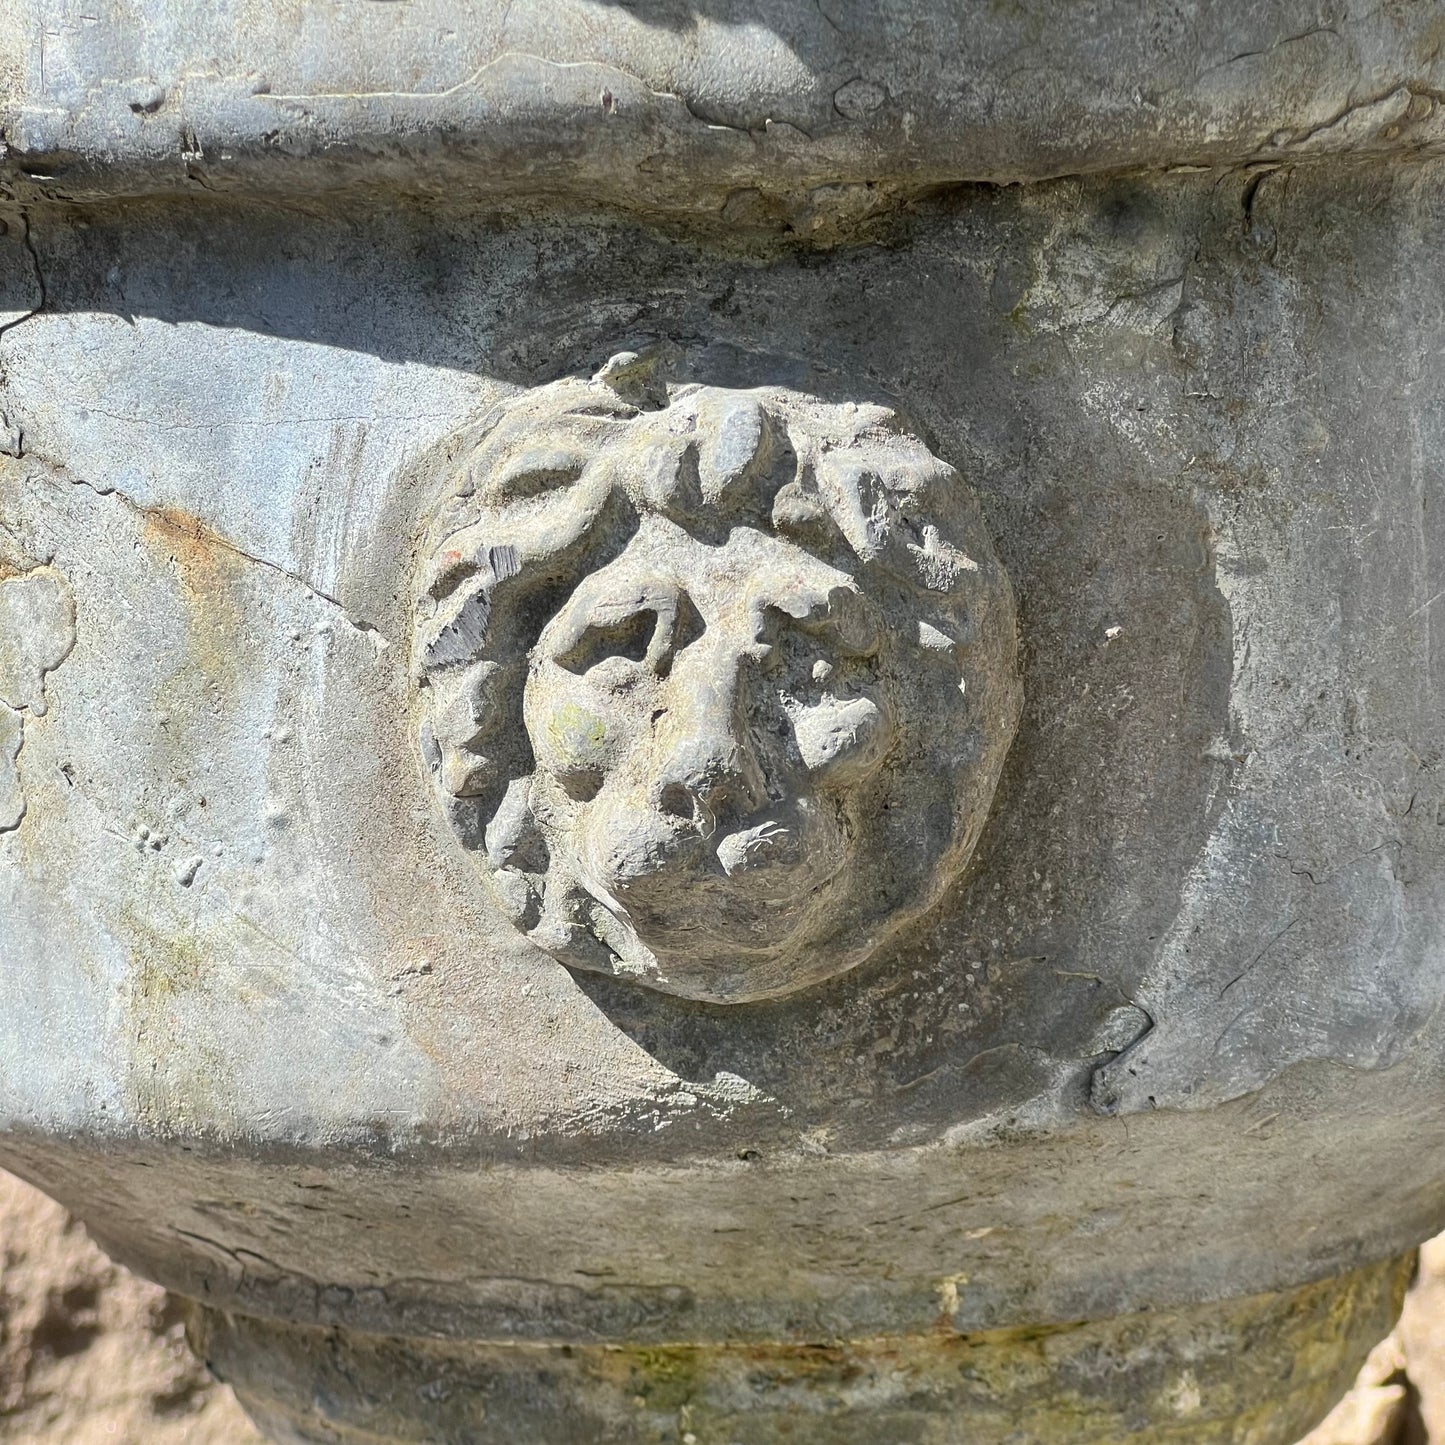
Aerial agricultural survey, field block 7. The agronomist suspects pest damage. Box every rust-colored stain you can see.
[141,505,250,704]
[141,505,248,593]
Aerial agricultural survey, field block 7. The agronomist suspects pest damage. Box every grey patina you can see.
[3,3,1445,1442]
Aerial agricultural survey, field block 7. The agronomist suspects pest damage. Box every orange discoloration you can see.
[140,506,250,705]
[141,506,248,594]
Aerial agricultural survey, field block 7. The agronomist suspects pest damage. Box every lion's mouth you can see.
[616,803,850,939]
[714,819,799,876]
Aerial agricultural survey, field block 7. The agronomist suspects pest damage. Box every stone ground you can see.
[0,1165,1439,1444]
[1299,1232,1445,1445]
[0,1169,261,1442]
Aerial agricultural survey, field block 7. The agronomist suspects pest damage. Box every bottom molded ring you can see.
[188,1252,1412,1444]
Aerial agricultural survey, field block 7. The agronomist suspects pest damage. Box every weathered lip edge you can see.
[4,43,1445,224]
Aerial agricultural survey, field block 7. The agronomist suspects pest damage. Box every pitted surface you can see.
[3,76,1445,1444]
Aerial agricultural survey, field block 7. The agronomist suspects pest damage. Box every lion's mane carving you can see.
[413,352,1020,1002]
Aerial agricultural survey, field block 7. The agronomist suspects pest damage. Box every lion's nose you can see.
[656,763,763,829]
[652,677,767,829]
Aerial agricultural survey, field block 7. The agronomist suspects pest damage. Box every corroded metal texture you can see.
[192,1256,1415,1444]
[5,5,1445,1442]
[7,1,1445,228]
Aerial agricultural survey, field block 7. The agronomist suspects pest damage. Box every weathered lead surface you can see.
[6,0,1445,228]
[6,6,1445,1440]
[189,1255,1413,1444]
[3,154,1445,1359]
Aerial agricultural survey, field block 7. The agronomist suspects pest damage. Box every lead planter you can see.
[3,3,1445,1441]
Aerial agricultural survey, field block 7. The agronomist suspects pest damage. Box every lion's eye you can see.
[557,611,656,674]
[487,446,588,502]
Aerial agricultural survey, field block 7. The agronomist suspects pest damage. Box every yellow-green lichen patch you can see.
[547,700,610,754]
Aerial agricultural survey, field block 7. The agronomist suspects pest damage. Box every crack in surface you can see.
[0,701,25,834]
[1277,82,1445,150]
[1218,916,1302,998]
[0,560,76,834]
[811,0,847,43]
[56,465,394,647]
[263,50,764,136]
[1197,25,1342,79]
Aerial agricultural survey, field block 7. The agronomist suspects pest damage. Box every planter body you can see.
[4,3,1445,1440]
